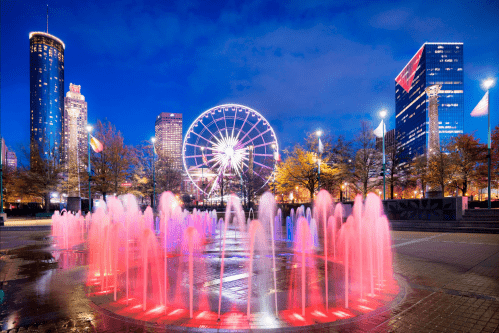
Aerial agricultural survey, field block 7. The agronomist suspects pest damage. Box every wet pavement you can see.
[1,229,498,332]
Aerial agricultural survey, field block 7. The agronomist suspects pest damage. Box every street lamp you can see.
[272,143,277,195]
[379,109,387,200]
[200,147,207,206]
[482,78,495,209]
[316,130,322,192]
[86,125,93,213]
[151,137,156,209]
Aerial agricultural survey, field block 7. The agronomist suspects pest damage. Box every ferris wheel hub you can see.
[225,147,235,157]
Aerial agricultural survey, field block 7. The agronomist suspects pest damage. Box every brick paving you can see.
[0,229,498,332]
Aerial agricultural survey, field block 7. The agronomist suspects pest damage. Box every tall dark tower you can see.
[29,31,65,164]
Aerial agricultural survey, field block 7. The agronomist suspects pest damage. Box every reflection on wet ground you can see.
[1,229,499,332]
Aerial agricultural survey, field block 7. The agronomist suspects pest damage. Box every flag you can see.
[202,152,208,165]
[318,138,324,154]
[470,91,489,117]
[373,120,386,138]
[90,136,103,153]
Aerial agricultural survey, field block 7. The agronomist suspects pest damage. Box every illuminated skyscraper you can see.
[395,42,463,164]
[155,112,183,170]
[1,138,6,167]
[29,32,65,164]
[63,85,88,164]
[6,151,17,171]
[63,84,88,195]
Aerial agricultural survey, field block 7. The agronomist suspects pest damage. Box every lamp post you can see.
[272,144,277,196]
[483,78,494,209]
[379,109,387,200]
[316,130,322,192]
[86,125,92,213]
[201,147,206,206]
[151,137,156,209]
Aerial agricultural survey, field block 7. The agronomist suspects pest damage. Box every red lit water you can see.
[53,190,397,329]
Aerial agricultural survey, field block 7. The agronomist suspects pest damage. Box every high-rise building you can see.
[1,138,6,167]
[376,129,397,151]
[63,84,88,196]
[29,32,65,164]
[6,151,17,171]
[155,112,183,170]
[395,42,463,164]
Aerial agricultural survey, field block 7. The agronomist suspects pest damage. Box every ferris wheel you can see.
[183,104,278,196]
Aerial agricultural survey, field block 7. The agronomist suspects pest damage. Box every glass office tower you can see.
[155,112,183,170]
[29,32,65,164]
[395,42,464,164]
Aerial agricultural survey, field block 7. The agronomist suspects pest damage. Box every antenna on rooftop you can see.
[46,4,49,33]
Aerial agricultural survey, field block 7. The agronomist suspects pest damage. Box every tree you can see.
[350,121,381,197]
[2,163,27,206]
[130,143,155,202]
[385,144,409,199]
[275,145,335,201]
[156,156,182,193]
[409,154,430,196]
[23,145,64,212]
[91,120,134,198]
[492,125,499,198]
[427,146,455,196]
[447,134,486,196]
[325,135,353,199]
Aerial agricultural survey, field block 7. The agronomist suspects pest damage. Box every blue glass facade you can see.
[395,43,464,164]
[29,32,65,163]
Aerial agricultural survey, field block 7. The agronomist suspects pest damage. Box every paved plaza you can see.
[0,227,498,332]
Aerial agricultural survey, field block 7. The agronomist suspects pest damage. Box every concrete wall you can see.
[383,197,465,221]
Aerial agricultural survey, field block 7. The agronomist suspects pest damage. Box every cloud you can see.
[370,8,412,30]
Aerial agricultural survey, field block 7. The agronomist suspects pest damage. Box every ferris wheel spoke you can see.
[186,153,214,159]
[223,108,229,139]
[240,128,271,147]
[189,129,211,142]
[194,155,216,168]
[251,141,277,149]
[200,121,216,139]
[252,160,273,170]
[209,110,223,135]
[207,176,218,196]
[252,153,273,157]
[235,110,251,141]
[251,169,267,182]
[231,109,238,138]
[237,117,261,146]
[185,142,213,149]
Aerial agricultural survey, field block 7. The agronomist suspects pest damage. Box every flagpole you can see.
[480,79,494,209]
[379,110,387,200]
[151,137,156,210]
[383,120,386,200]
[86,125,92,213]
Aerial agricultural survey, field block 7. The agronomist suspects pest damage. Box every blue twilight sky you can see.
[1,0,498,159]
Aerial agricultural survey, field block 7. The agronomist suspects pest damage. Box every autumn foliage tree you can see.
[275,145,336,201]
[447,133,487,196]
[350,121,381,197]
[409,154,429,196]
[91,120,134,198]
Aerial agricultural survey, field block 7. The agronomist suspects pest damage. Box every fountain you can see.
[52,190,399,329]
